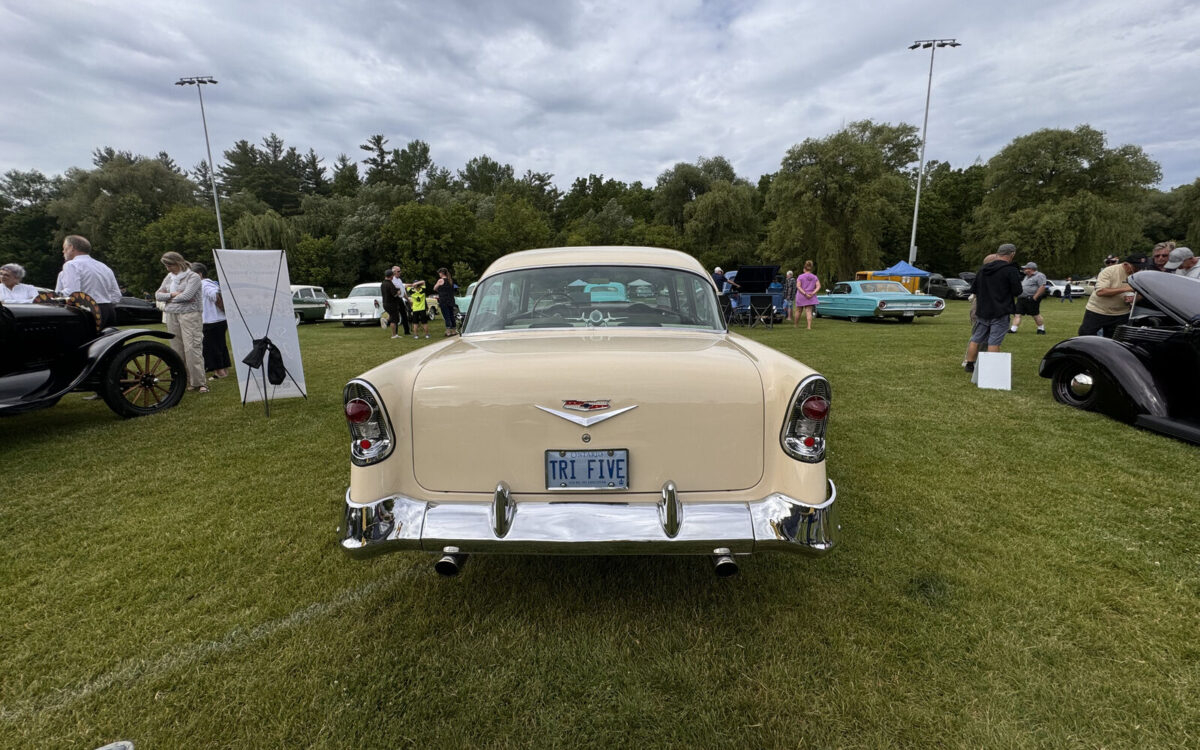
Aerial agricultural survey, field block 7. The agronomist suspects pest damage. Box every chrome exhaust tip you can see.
[712,548,738,578]
[435,546,467,577]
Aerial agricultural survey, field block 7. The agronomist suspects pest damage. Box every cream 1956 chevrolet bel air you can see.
[338,246,838,576]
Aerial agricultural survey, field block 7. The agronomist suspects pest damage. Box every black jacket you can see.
[971,259,1023,318]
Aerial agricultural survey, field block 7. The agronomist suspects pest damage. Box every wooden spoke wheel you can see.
[99,340,186,418]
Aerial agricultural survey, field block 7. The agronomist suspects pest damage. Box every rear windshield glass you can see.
[463,265,724,333]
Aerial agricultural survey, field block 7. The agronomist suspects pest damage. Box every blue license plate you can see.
[546,449,629,490]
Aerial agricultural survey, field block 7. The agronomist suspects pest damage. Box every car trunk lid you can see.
[410,332,765,495]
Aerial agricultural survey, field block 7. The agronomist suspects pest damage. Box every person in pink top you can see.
[794,260,820,329]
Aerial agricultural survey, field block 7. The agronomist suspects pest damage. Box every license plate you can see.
[546,449,629,490]
[903,311,915,317]
[347,307,359,315]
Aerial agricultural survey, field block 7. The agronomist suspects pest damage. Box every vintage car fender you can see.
[70,329,175,390]
[1040,336,1168,420]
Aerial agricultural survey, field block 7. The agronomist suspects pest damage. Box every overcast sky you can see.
[4,0,1199,191]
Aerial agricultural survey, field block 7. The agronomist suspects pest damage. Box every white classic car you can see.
[339,247,838,576]
[325,282,384,326]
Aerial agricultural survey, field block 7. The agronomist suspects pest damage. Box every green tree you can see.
[479,194,552,259]
[682,180,759,268]
[359,134,391,185]
[381,202,479,283]
[228,210,299,253]
[913,161,986,272]
[653,161,709,231]
[331,154,361,198]
[762,120,919,281]
[138,205,222,293]
[964,125,1161,275]
[0,169,63,286]
[48,151,200,285]
[458,155,514,195]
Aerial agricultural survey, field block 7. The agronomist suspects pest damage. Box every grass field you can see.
[2,301,1198,749]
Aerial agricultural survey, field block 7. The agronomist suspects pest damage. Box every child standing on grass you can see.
[409,281,431,338]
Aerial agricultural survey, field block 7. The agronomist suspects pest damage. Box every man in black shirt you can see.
[963,243,1023,373]
[381,268,402,339]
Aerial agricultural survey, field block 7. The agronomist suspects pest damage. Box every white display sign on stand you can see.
[972,352,1012,390]
[212,249,307,410]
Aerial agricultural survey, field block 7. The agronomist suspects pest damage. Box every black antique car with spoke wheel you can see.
[1,296,185,419]
[1040,272,1200,444]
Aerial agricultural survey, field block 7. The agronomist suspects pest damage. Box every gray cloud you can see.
[3,0,1198,190]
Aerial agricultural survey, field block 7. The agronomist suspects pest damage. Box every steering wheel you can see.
[531,291,574,315]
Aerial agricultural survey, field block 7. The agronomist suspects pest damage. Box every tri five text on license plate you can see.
[546,449,629,490]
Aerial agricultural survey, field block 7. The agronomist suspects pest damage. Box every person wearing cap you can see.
[1164,247,1200,280]
[1150,242,1175,272]
[1079,253,1147,337]
[381,268,402,339]
[1010,261,1048,335]
[963,243,1023,373]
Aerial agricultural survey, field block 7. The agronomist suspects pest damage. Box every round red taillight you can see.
[800,396,829,421]
[878,301,888,310]
[345,398,373,424]
[359,438,372,450]
[803,436,816,447]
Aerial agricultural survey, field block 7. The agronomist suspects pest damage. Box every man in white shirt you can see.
[1163,247,1200,280]
[390,264,412,335]
[57,235,122,326]
[1,263,39,303]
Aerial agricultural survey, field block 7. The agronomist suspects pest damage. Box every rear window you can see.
[464,265,723,333]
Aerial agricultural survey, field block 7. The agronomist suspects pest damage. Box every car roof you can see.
[481,246,707,278]
[290,284,325,292]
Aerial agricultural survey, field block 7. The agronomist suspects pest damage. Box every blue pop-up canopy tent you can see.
[865,260,931,293]
[874,260,930,277]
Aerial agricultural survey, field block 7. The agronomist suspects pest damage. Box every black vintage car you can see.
[1040,272,1200,444]
[1,298,185,419]
[114,295,163,325]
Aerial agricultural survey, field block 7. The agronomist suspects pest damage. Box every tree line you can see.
[3,121,1198,297]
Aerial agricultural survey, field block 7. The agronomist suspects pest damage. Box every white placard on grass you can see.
[972,351,1012,390]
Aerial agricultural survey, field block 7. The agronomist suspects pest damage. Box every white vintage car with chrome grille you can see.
[339,247,838,576]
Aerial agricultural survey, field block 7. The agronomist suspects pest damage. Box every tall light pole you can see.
[175,76,226,249]
[906,39,959,266]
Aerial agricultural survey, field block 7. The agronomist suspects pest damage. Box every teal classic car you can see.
[816,280,945,322]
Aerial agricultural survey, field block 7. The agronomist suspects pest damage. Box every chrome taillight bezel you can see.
[780,374,831,463]
[344,379,395,466]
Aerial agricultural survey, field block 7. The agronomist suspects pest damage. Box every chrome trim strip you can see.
[535,404,638,427]
[339,479,838,558]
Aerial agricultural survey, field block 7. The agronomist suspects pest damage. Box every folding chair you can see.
[748,294,775,329]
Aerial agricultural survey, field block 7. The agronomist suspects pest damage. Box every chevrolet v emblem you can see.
[535,404,638,427]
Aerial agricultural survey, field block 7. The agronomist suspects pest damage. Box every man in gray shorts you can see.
[964,243,1023,373]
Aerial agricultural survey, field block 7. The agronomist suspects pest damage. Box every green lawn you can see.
[2,302,1197,749]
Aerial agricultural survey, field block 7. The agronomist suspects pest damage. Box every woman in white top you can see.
[192,262,231,379]
[155,252,207,392]
[0,263,39,303]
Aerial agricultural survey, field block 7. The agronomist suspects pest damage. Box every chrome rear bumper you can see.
[339,480,838,558]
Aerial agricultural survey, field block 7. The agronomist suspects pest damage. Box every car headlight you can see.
[344,379,395,466]
[781,374,831,463]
